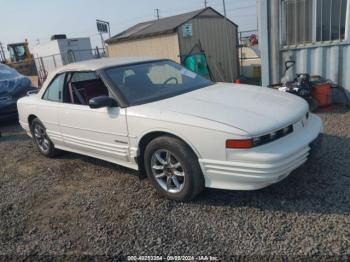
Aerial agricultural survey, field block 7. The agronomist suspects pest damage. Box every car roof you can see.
[37,56,161,98]
[54,56,158,74]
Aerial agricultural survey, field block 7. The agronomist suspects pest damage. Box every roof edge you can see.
[174,7,238,30]
[106,7,238,44]
[106,30,177,44]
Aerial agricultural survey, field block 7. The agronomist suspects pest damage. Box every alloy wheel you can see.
[33,125,50,153]
[151,149,185,193]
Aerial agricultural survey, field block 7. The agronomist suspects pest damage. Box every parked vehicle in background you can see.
[0,63,36,121]
[1,40,37,76]
[17,57,323,201]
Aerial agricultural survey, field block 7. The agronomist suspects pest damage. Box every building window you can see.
[282,0,348,46]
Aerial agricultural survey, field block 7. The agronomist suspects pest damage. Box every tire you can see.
[30,118,59,158]
[144,136,204,201]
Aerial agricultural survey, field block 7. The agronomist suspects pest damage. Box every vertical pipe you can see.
[239,32,243,76]
[284,1,289,45]
[294,0,297,44]
[312,0,317,42]
[270,0,280,84]
[280,0,285,45]
[345,0,350,41]
[339,0,343,41]
[303,0,308,44]
[330,0,333,40]
[321,0,323,41]
[259,0,270,86]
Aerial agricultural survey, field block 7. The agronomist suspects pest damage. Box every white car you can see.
[17,57,323,201]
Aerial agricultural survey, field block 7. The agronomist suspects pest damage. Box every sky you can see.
[0,0,258,52]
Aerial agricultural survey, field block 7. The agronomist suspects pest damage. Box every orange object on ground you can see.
[235,79,241,84]
[312,83,332,107]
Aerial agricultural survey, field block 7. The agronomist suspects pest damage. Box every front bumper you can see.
[199,114,323,190]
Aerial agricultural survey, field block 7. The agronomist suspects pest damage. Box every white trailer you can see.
[32,37,94,74]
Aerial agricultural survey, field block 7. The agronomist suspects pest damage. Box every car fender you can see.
[135,127,202,159]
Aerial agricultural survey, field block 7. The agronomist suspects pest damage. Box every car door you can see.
[37,73,66,147]
[58,71,130,164]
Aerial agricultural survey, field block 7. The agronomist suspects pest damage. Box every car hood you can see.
[150,83,308,136]
[0,64,32,98]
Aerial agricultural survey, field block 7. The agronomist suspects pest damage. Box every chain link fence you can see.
[34,48,107,85]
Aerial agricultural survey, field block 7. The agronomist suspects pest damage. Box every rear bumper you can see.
[199,114,323,190]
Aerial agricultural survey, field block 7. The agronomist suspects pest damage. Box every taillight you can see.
[226,139,253,149]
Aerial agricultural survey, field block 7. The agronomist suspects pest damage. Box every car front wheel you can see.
[144,136,204,201]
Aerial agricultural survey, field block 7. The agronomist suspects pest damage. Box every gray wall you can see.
[259,0,350,102]
[177,8,239,82]
[281,45,350,103]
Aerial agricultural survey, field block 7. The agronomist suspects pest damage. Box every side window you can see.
[71,72,97,83]
[42,74,65,102]
[64,71,109,105]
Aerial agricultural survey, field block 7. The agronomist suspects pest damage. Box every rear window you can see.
[71,72,98,83]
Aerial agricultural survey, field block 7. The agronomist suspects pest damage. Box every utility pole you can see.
[204,0,208,7]
[96,19,111,56]
[222,0,227,16]
[155,9,160,20]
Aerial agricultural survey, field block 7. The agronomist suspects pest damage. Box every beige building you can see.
[106,7,239,82]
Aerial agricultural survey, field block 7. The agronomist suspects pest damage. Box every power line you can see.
[226,4,257,11]
[231,14,257,18]
[226,1,256,6]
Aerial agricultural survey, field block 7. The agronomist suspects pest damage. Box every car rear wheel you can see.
[31,118,59,157]
[144,136,204,201]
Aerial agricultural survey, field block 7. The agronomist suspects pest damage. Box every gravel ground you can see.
[0,107,350,260]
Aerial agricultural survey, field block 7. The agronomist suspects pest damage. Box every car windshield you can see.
[105,60,213,106]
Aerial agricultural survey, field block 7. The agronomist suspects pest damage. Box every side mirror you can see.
[88,96,118,109]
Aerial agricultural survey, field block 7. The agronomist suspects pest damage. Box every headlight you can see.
[227,124,294,149]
